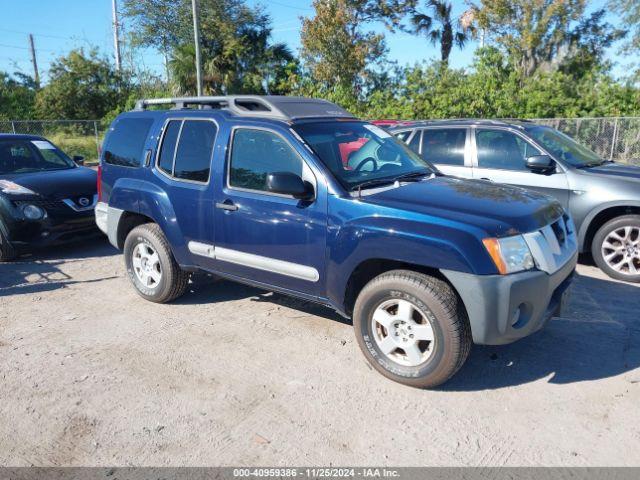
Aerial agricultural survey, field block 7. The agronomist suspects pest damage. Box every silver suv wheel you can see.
[371,298,436,367]
[132,242,163,288]
[601,226,640,276]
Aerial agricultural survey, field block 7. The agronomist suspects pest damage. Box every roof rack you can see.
[133,95,356,122]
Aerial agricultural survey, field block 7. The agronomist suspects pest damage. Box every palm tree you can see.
[411,0,476,65]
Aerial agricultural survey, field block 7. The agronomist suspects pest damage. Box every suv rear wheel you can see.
[592,215,640,283]
[124,223,190,303]
[353,270,471,388]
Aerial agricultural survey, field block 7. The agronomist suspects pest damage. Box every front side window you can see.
[476,129,541,171]
[103,117,154,167]
[421,128,466,166]
[408,130,421,153]
[526,126,602,167]
[394,131,411,142]
[156,119,217,183]
[293,121,437,191]
[229,129,303,192]
[0,139,75,175]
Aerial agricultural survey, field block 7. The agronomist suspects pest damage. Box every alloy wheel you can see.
[371,298,436,367]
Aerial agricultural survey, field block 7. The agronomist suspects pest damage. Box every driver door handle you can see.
[216,200,238,211]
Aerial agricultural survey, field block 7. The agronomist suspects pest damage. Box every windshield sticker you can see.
[31,140,56,150]
[363,124,391,139]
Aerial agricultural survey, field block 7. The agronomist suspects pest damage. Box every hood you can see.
[1,167,97,200]
[363,176,564,237]
[578,162,640,182]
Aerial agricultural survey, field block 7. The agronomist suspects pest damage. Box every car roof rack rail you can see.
[133,95,356,122]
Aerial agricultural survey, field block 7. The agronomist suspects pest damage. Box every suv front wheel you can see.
[592,215,640,283]
[353,270,471,388]
[124,223,190,303]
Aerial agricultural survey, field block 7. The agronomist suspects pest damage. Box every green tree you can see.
[34,49,132,120]
[607,0,640,54]
[410,1,476,65]
[123,0,294,95]
[0,72,36,120]
[300,0,412,96]
[473,0,587,76]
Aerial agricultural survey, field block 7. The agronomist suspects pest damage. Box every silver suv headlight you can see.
[483,235,536,275]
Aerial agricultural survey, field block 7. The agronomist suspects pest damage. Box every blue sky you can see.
[0,0,625,82]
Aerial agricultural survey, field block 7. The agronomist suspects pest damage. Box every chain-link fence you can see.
[531,117,640,165]
[0,120,104,165]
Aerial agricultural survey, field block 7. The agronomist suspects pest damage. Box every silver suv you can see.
[391,120,640,282]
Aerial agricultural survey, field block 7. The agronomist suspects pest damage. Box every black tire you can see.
[353,270,471,388]
[123,223,190,303]
[0,227,16,262]
[592,214,640,283]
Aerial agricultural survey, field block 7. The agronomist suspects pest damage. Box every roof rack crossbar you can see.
[134,95,290,119]
[133,95,356,121]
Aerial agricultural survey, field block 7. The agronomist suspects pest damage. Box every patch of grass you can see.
[47,133,100,165]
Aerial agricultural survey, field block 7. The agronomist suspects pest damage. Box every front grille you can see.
[14,199,68,214]
[523,214,577,274]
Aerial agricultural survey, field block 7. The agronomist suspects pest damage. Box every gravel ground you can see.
[0,238,639,467]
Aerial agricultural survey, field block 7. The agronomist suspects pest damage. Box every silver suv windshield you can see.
[526,126,605,168]
[293,121,438,191]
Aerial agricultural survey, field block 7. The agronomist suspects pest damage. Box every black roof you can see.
[389,119,536,130]
[0,133,45,141]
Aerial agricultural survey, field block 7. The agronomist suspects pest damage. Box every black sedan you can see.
[0,134,99,261]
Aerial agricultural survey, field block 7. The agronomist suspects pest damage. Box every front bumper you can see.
[3,199,101,249]
[442,252,578,345]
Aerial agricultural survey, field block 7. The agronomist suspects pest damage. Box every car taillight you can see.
[97,164,102,201]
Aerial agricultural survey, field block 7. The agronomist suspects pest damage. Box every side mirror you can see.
[266,172,313,200]
[73,155,85,166]
[526,155,554,173]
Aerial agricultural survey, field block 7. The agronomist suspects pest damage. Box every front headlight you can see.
[22,204,46,220]
[483,235,535,274]
[0,180,35,195]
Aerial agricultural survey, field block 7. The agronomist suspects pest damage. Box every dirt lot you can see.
[0,239,639,466]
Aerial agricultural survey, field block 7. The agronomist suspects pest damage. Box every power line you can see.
[0,27,76,41]
[0,42,56,53]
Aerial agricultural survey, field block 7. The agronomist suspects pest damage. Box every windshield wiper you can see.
[577,159,614,169]
[393,170,433,182]
[350,178,397,194]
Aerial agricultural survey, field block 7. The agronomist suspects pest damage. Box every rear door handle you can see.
[216,200,238,211]
[480,177,493,182]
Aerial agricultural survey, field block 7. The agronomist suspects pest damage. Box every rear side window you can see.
[158,120,181,175]
[156,119,217,183]
[103,117,153,167]
[421,128,466,166]
[228,128,302,192]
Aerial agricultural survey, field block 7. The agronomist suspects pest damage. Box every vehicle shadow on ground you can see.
[177,276,352,326]
[0,238,118,297]
[441,272,640,390]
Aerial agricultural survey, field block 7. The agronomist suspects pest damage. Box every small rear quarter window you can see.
[103,117,154,167]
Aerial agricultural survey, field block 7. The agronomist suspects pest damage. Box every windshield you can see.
[293,121,437,190]
[0,139,76,175]
[526,126,603,167]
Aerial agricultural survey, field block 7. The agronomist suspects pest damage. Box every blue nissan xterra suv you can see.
[96,96,577,388]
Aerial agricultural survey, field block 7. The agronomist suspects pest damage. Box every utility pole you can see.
[28,34,40,88]
[192,0,203,97]
[112,0,122,71]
